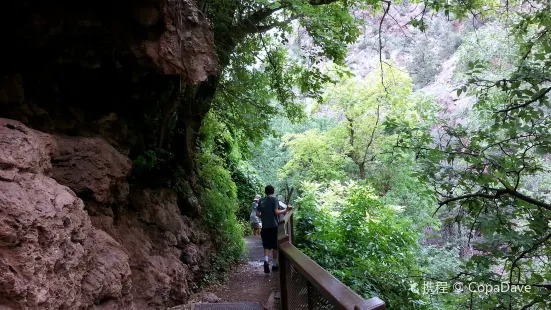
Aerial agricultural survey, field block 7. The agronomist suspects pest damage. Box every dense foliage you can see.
[244,2,550,309]
[259,64,445,308]
[133,0,551,308]
[295,182,425,309]
[398,12,551,308]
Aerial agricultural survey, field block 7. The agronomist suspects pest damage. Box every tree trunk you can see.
[359,162,366,180]
[285,187,294,204]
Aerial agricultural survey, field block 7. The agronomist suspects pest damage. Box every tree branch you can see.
[378,0,391,90]
[438,190,507,205]
[505,186,551,211]
[362,103,381,164]
[236,0,341,34]
[439,186,551,211]
[509,231,551,288]
[497,86,551,113]
[242,17,298,34]
[520,300,539,310]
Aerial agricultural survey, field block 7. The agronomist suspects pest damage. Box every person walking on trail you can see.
[256,185,292,274]
[250,195,262,236]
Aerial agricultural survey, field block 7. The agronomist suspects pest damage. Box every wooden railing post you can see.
[278,236,290,310]
[277,210,386,310]
[289,213,294,244]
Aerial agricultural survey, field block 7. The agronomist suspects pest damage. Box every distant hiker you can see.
[250,195,262,236]
[256,185,292,273]
[277,200,286,222]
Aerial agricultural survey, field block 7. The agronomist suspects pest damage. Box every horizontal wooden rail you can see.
[279,209,293,224]
[354,299,387,310]
[279,241,385,310]
[277,209,386,310]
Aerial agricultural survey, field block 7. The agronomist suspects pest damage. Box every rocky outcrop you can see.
[50,136,132,205]
[114,189,211,308]
[0,119,213,309]
[0,119,134,309]
[87,188,212,309]
[0,0,222,308]
[133,0,219,81]
[0,0,220,180]
[0,119,52,176]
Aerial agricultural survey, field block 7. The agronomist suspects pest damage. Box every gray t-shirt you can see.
[250,202,260,223]
[257,196,279,229]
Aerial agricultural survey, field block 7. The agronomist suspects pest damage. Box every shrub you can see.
[196,151,245,282]
[295,181,428,309]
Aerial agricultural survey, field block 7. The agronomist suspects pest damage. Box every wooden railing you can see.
[277,210,386,310]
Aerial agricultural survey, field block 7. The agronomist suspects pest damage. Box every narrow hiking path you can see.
[186,235,279,308]
[210,236,279,303]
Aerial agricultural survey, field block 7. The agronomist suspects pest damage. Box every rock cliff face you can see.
[0,0,219,181]
[0,1,222,308]
[1,0,225,308]
[0,118,214,309]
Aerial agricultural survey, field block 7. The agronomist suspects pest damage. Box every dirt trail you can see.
[187,235,279,307]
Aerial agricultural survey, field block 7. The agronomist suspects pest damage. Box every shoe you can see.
[272,264,279,272]
[264,261,270,274]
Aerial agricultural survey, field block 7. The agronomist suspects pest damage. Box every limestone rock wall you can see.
[0,0,221,308]
[0,118,213,309]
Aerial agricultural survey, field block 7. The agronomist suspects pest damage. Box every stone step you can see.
[191,302,263,310]
[264,292,276,310]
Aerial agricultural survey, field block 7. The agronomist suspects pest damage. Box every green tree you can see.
[399,10,551,309]
[294,181,425,309]
[249,117,337,202]
[280,129,347,185]
[137,0,376,201]
[321,64,415,179]
[233,162,263,222]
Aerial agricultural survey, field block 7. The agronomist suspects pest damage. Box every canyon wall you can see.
[0,0,222,309]
[0,118,214,309]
